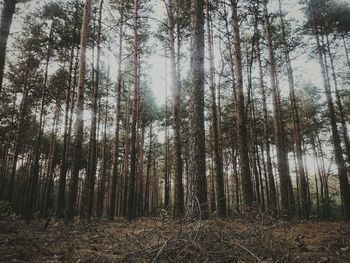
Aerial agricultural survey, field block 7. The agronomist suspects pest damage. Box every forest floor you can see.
[0,214,349,263]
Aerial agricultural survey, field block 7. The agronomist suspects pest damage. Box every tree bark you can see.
[189,0,208,218]
[166,0,184,218]
[278,0,308,218]
[206,0,226,217]
[231,0,254,206]
[109,4,124,220]
[127,0,139,220]
[67,0,92,220]
[263,0,292,215]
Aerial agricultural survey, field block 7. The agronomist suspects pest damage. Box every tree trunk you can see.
[231,0,254,206]
[97,77,109,218]
[109,2,124,220]
[164,61,170,209]
[127,0,140,220]
[144,124,153,215]
[278,0,308,218]
[81,0,103,219]
[122,91,131,217]
[206,0,226,217]
[166,0,184,218]
[263,0,292,215]
[42,102,60,217]
[189,0,208,218]
[67,0,92,220]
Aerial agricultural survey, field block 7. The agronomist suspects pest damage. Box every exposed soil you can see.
[0,215,349,262]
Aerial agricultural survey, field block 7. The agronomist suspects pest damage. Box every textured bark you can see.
[67,0,92,220]
[206,0,226,217]
[166,0,184,218]
[0,0,16,94]
[98,83,109,218]
[164,69,170,209]
[278,1,308,218]
[231,0,254,206]
[41,102,60,217]
[109,4,124,220]
[189,0,208,218]
[57,48,76,218]
[122,92,131,217]
[81,0,103,219]
[127,0,139,220]
[263,0,292,215]
[144,124,153,215]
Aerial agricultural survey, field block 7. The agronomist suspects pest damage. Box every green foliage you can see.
[306,0,350,35]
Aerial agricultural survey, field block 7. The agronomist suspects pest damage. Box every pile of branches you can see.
[0,215,301,262]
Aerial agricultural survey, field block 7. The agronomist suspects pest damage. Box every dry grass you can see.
[0,215,349,262]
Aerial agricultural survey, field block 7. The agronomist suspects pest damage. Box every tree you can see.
[165,0,184,218]
[66,0,92,220]
[263,0,293,215]
[81,0,104,220]
[109,0,125,220]
[0,0,17,94]
[189,0,208,218]
[206,0,226,217]
[127,0,140,220]
[230,0,254,207]
[278,0,309,218]
[308,0,350,219]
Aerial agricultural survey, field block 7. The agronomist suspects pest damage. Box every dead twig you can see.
[152,238,170,262]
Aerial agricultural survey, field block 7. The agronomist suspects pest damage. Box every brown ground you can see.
[0,215,349,262]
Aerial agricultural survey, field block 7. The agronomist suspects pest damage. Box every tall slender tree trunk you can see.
[0,0,16,94]
[109,3,124,220]
[42,102,60,217]
[127,0,140,220]
[98,82,109,218]
[263,0,292,215]
[254,10,277,213]
[231,0,254,206]
[122,91,131,217]
[144,124,153,215]
[81,0,103,219]
[57,50,76,218]
[206,0,226,217]
[67,0,92,220]
[166,0,184,218]
[278,0,308,218]
[189,0,208,218]
[164,60,170,209]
